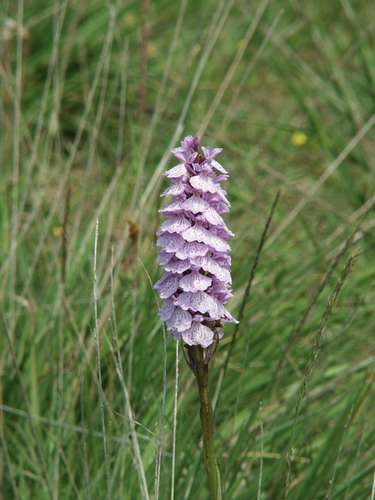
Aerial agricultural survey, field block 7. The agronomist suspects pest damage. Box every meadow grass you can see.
[1,0,375,498]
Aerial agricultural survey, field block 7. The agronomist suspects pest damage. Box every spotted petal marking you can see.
[159,299,175,321]
[166,307,192,332]
[159,200,184,215]
[181,322,214,348]
[175,241,209,260]
[179,272,212,292]
[161,181,186,197]
[164,163,188,178]
[154,273,179,299]
[181,195,209,214]
[157,233,185,252]
[176,291,225,320]
[157,251,174,266]
[192,255,232,284]
[160,216,191,234]
[164,258,191,274]
[202,146,223,161]
[190,174,219,194]
[211,159,228,174]
[202,206,224,226]
[182,224,230,253]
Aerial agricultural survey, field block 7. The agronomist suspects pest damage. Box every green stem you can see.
[190,346,221,499]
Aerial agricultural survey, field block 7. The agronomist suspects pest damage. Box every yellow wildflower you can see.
[291,131,307,146]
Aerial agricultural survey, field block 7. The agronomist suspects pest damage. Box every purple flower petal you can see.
[159,200,184,215]
[164,258,191,274]
[181,322,214,348]
[175,241,209,260]
[210,201,230,215]
[215,253,231,266]
[181,330,194,346]
[182,135,200,151]
[222,307,239,324]
[160,216,191,234]
[191,255,232,284]
[181,195,210,214]
[167,307,192,332]
[211,224,235,239]
[169,329,183,340]
[154,273,179,299]
[215,174,229,183]
[202,206,224,226]
[211,159,228,174]
[176,291,224,320]
[157,233,185,252]
[164,163,188,178]
[161,181,187,197]
[202,146,223,161]
[216,187,231,206]
[157,251,174,266]
[182,224,230,253]
[190,174,219,194]
[192,313,205,322]
[171,146,198,164]
[209,280,232,302]
[171,148,186,162]
[179,272,212,292]
[159,300,175,321]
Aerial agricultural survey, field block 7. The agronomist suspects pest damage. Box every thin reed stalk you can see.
[139,0,150,120]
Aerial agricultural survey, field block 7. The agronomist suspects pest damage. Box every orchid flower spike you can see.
[155,135,237,349]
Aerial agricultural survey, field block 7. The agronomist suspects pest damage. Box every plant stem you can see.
[189,346,221,499]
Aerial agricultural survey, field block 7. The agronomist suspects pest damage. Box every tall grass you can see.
[1,0,374,498]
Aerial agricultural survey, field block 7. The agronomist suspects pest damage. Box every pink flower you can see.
[155,136,237,348]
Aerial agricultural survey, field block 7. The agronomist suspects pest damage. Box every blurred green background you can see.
[1,0,375,498]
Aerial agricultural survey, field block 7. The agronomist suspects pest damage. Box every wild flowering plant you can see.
[155,135,237,498]
[155,135,237,347]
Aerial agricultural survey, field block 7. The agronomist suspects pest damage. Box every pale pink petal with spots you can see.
[192,256,232,284]
[164,259,191,274]
[176,292,224,319]
[179,272,212,292]
[160,216,191,234]
[189,174,219,194]
[157,251,173,266]
[202,146,223,160]
[164,163,188,178]
[154,273,179,299]
[160,181,186,197]
[159,200,184,215]
[175,241,209,260]
[182,225,230,253]
[203,206,224,226]
[211,159,228,174]
[181,322,214,348]
[171,148,186,162]
[157,233,185,252]
[159,300,175,321]
[181,195,209,214]
[167,307,192,332]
